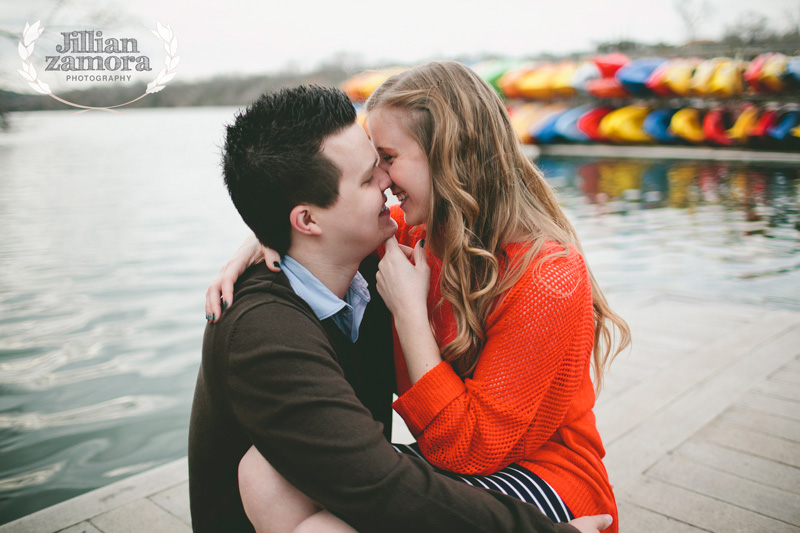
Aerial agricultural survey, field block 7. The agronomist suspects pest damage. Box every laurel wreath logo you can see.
[18,21,180,113]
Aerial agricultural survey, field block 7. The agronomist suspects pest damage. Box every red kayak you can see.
[592,53,630,78]
[585,77,630,99]
[577,106,615,141]
[703,108,734,146]
[750,108,779,137]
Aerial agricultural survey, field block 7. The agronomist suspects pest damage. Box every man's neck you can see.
[285,246,359,300]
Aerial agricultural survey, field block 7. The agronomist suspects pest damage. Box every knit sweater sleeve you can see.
[392,247,594,475]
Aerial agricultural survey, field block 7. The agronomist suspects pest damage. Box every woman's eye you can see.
[382,155,394,163]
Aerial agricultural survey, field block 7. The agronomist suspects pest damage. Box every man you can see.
[189,85,609,533]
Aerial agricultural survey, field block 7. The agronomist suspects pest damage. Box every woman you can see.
[207,61,628,532]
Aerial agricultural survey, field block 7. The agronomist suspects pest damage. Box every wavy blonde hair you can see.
[366,61,629,390]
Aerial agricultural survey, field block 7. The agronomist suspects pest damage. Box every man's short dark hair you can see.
[222,85,357,255]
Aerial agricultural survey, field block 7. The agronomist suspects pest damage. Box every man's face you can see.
[314,122,397,260]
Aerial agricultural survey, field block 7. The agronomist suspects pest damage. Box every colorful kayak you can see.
[599,105,652,143]
[508,102,543,143]
[690,58,726,97]
[643,108,680,143]
[615,57,667,96]
[749,108,779,144]
[577,106,614,142]
[702,108,734,146]
[516,63,557,100]
[727,105,761,144]
[760,54,788,92]
[341,68,405,101]
[472,59,520,95]
[670,108,706,143]
[499,65,535,99]
[645,61,675,96]
[552,104,593,142]
[661,58,700,97]
[525,104,569,142]
[570,60,601,94]
[767,108,800,141]
[551,62,578,98]
[785,56,800,88]
[530,107,569,143]
[592,53,630,78]
[585,77,630,99]
[708,59,744,98]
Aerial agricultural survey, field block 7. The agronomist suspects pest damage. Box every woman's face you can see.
[367,107,432,227]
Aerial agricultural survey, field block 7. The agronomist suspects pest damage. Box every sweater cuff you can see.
[392,361,466,436]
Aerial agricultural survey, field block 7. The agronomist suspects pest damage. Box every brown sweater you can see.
[188,258,579,533]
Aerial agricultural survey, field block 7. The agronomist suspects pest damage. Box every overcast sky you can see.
[1,0,798,92]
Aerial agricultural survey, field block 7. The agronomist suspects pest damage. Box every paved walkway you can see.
[2,291,800,532]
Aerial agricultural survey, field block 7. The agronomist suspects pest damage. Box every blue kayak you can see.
[615,58,667,96]
[552,105,593,142]
[785,56,800,88]
[530,109,569,144]
[642,108,680,143]
[768,109,800,141]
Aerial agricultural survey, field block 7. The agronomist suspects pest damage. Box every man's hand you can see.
[568,514,613,533]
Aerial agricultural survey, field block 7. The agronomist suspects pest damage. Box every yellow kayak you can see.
[690,58,725,97]
[727,105,761,143]
[599,106,652,143]
[516,63,557,100]
[670,108,706,143]
[550,62,578,99]
[341,68,406,102]
[663,58,700,96]
[499,65,536,99]
[508,102,543,143]
[708,59,744,98]
[760,54,788,92]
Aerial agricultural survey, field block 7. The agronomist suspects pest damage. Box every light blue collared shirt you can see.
[280,255,370,343]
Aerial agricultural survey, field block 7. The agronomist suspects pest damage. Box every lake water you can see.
[0,107,798,524]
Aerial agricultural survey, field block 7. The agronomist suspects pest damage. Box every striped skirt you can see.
[392,443,574,523]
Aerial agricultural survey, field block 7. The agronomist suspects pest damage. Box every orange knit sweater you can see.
[387,206,617,530]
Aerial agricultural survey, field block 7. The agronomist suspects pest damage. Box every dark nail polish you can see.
[212,313,216,321]
[222,301,228,310]
[273,261,280,269]
[420,239,426,248]
[205,313,210,321]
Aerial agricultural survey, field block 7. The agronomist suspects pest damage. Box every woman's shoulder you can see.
[504,240,589,298]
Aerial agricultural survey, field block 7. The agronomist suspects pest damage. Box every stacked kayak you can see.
[341,67,407,102]
[454,53,800,100]
[508,101,800,148]
[342,53,800,150]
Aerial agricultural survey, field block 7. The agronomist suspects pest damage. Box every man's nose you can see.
[376,167,393,190]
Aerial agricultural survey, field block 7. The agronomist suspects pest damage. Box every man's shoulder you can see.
[217,263,320,335]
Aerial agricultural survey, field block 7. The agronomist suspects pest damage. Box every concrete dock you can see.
[2,290,799,532]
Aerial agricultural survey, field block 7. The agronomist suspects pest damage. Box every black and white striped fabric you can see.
[392,443,574,523]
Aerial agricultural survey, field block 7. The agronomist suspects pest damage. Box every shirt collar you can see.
[280,255,370,342]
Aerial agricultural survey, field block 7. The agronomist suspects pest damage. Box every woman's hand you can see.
[375,237,429,318]
[568,514,613,533]
[377,237,441,384]
[204,234,281,322]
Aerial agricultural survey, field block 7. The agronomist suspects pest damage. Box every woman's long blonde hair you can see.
[366,61,629,390]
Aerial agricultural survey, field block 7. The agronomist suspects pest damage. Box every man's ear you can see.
[289,205,322,236]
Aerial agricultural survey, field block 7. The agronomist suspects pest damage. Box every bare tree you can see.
[674,0,712,43]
